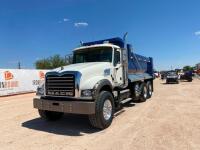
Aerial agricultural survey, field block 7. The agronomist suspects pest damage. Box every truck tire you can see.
[166,80,168,84]
[139,83,148,102]
[132,83,141,101]
[38,110,64,121]
[146,81,153,98]
[88,91,114,129]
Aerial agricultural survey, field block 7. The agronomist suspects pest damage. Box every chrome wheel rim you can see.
[103,99,112,120]
[135,84,140,97]
[144,86,147,98]
[149,85,152,96]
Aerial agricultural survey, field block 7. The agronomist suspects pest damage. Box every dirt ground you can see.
[0,79,200,150]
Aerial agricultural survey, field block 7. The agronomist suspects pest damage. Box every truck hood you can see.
[52,62,112,75]
[46,62,113,92]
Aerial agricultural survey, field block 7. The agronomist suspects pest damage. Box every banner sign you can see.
[0,69,49,96]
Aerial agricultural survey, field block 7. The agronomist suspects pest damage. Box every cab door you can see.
[113,49,123,86]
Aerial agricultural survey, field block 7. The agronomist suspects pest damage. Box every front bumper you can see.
[33,98,95,115]
[166,78,178,82]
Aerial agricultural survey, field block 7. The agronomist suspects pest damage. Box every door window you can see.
[114,50,121,66]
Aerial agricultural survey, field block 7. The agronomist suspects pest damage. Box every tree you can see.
[35,54,72,69]
[50,55,66,69]
[183,66,194,72]
[35,58,51,69]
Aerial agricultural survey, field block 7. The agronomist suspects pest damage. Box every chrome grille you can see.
[46,74,75,97]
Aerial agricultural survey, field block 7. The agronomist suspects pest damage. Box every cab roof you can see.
[74,43,120,51]
[74,37,125,51]
[82,37,125,48]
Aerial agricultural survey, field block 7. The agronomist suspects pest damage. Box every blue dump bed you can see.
[83,37,154,82]
[128,52,153,82]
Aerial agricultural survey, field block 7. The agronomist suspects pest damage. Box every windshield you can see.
[73,47,112,63]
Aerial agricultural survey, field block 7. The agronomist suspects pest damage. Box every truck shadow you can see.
[22,114,100,136]
[161,83,178,85]
[22,102,135,136]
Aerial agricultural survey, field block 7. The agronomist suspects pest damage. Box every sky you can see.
[0,0,200,70]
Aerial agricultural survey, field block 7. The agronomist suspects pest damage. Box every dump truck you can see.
[33,36,154,129]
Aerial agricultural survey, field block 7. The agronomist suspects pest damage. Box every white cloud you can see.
[74,22,88,27]
[58,18,69,23]
[63,18,69,22]
[194,31,200,36]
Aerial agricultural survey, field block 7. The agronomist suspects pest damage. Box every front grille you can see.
[46,74,75,97]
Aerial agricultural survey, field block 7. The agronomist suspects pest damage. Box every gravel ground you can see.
[0,79,200,150]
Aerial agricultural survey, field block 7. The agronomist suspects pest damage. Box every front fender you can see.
[92,79,113,100]
[80,76,108,90]
[80,76,113,99]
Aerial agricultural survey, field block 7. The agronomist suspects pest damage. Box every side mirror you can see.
[121,48,127,62]
[127,44,133,59]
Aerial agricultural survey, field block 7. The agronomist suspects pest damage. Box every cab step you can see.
[120,89,130,94]
[121,98,132,104]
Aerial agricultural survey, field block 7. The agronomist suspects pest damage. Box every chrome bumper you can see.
[33,98,95,114]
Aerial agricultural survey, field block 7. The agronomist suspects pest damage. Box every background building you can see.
[196,63,200,70]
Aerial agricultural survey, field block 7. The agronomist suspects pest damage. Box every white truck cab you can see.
[73,43,124,91]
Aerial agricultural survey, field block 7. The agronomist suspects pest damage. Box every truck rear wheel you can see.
[146,81,153,98]
[38,110,64,121]
[139,83,148,102]
[132,83,141,101]
[88,91,114,129]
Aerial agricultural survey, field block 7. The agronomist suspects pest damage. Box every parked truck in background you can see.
[166,71,179,84]
[180,71,193,82]
[33,36,154,129]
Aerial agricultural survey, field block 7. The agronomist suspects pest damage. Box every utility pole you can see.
[18,61,21,69]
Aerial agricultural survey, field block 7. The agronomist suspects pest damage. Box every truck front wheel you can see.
[89,91,114,129]
[38,110,64,121]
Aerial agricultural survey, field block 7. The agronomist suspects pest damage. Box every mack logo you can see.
[47,91,73,96]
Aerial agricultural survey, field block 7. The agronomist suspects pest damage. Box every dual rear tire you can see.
[133,81,153,102]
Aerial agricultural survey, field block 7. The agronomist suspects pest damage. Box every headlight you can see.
[36,83,45,96]
[81,89,93,97]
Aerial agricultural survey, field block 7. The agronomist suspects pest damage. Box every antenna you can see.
[18,61,21,69]
[123,32,128,48]
[80,41,83,46]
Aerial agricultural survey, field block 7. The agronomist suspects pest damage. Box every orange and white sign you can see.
[0,69,49,96]
[4,71,14,80]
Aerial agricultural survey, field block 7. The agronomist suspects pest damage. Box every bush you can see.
[35,54,72,69]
